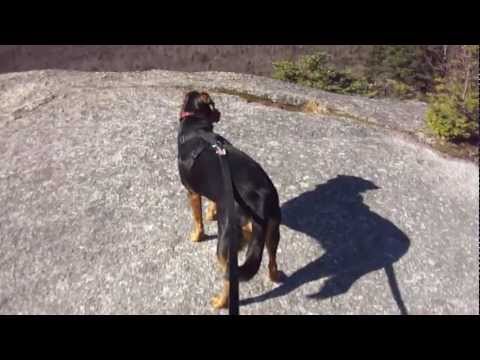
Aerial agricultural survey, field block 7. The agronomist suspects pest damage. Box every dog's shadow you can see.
[241,175,411,314]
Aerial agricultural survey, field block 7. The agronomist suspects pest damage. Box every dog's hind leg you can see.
[265,219,283,283]
[187,191,205,242]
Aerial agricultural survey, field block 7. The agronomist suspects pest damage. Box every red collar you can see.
[179,111,194,120]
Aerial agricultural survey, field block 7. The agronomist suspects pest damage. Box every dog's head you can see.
[179,91,221,123]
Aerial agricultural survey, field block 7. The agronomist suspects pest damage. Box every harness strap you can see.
[179,130,231,170]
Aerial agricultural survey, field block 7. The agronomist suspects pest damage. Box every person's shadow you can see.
[241,175,411,315]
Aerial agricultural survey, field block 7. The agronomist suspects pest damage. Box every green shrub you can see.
[389,79,416,98]
[273,52,374,96]
[374,79,417,99]
[426,81,479,141]
[426,46,479,141]
[366,46,416,83]
[272,47,480,144]
[366,45,446,98]
[272,60,300,83]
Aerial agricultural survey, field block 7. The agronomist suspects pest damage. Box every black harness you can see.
[179,129,232,170]
[179,127,240,316]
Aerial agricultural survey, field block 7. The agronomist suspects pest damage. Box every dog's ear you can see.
[181,91,201,111]
[198,91,220,122]
[199,92,212,105]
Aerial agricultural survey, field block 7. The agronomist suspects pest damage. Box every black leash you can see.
[211,141,239,316]
[181,130,240,315]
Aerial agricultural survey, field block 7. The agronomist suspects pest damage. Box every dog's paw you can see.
[190,229,205,242]
[269,269,287,283]
[211,294,228,309]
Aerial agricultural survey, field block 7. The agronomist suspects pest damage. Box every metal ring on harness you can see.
[212,143,227,156]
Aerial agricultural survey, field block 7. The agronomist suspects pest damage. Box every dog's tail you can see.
[237,230,264,282]
[236,193,280,282]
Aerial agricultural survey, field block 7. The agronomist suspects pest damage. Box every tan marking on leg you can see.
[241,220,253,242]
[188,191,204,242]
[205,200,217,222]
[239,219,253,250]
[265,219,282,282]
[217,254,227,273]
[211,280,229,310]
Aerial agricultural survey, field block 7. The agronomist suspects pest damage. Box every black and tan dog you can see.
[177,90,283,310]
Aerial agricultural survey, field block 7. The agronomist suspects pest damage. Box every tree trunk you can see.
[462,61,470,101]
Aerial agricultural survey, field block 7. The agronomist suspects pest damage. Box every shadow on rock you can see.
[241,175,410,314]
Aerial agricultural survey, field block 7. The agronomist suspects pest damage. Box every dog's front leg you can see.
[187,191,205,242]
